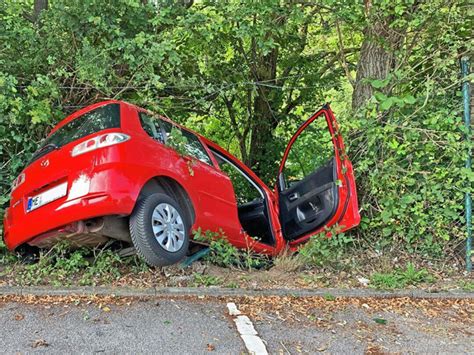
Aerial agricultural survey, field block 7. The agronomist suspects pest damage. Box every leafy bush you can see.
[297,230,354,268]
[193,228,269,269]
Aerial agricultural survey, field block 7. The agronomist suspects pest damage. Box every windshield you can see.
[29,103,120,164]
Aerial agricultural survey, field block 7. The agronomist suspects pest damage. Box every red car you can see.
[3,100,360,266]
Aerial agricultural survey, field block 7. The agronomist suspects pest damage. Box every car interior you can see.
[211,150,275,245]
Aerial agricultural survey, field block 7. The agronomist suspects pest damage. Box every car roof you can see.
[49,100,210,143]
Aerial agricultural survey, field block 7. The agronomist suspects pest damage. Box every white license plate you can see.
[27,182,68,212]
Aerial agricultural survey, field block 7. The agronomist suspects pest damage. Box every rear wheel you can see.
[129,193,190,266]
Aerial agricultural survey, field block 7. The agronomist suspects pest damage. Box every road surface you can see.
[0,295,472,354]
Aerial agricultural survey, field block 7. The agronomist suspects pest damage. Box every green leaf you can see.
[402,95,416,104]
[380,97,395,110]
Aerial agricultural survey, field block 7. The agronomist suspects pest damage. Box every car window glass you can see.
[160,119,174,141]
[138,112,164,143]
[160,120,212,166]
[29,103,120,165]
[40,104,120,149]
[282,113,334,186]
[213,151,262,205]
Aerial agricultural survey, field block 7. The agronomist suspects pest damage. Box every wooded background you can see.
[1,0,472,261]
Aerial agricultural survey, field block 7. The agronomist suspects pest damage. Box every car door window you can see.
[282,116,334,187]
[139,112,165,143]
[213,152,263,205]
[160,120,213,166]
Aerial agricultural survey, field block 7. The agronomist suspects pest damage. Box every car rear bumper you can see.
[3,166,137,250]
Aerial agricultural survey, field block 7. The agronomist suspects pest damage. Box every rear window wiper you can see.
[28,143,59,164]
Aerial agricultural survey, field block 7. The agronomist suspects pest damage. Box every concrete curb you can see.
[0,286,473,299]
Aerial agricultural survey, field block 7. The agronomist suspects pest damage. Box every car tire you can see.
[129,193,190,267]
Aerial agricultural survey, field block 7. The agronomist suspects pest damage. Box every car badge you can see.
[40,159,49,167]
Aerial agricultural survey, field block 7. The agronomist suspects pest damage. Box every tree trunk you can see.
[352,7,404,110]
[33,0,48,22]
[246,47,279,181]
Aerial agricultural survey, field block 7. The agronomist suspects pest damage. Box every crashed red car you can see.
[3,100,360,266]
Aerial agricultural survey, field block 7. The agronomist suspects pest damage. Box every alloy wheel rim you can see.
[151,203,185,252]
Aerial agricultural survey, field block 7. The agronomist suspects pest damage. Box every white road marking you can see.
[227,302,268,355]
[227,302,241,316]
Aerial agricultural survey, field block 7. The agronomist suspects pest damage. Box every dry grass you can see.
[272,248,305,273]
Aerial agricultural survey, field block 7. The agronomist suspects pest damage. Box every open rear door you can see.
[276,104,360,244]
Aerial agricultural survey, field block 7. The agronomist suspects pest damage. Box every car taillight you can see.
[71,132,130,157]
[11,173,25,192]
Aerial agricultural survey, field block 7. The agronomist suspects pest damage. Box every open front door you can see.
[276,104,360,244]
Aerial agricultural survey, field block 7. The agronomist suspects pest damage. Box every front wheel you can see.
[129,193,190,266]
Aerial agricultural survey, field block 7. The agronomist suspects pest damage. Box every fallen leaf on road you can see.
[32,339,49,348]
[14,313,24,321]
[206,343,215,351]
[102,306,111,312]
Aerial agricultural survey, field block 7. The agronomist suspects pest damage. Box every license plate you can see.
[27,182,68,212]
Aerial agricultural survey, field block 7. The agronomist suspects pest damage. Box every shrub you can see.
[297,229,354,268]
[193,228,269,270]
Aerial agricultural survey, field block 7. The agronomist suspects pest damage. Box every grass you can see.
[1,234,463,291]
[192,273,222,287]
[193,228,270,270]
[370,262,435,289]
[458,280,474,291]
[1,241,148,287]
[272,248,305,272]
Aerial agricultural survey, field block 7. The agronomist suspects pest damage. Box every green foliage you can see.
[192,273,222,287]
[193,228,268,269]
[167,126,196,175]
[7,241,131,287]
[0,0,472,264]
[458,280,474,292]
[370,263,435,289]
[0,239,17,265]
[193,228,241,267]
[167,127,189,157]
[297,229,354,268]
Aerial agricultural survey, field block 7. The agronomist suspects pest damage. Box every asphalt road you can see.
[0,296,472,354]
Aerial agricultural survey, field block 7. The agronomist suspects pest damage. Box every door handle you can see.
[288,192,299,201]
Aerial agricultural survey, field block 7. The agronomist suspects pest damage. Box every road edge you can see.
[0,286,472,299]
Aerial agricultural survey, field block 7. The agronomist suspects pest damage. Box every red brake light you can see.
[71,133,130,157]
[11,173,25,193]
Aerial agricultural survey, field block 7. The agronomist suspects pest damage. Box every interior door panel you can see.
[279,158,338,240]
[237,198,274,244]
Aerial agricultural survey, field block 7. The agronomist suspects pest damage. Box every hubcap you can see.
[151,203,185,252]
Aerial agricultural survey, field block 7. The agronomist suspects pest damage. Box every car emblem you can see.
[40,159,49,167]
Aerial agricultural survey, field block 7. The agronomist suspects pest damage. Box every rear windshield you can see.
[29,103,120,164]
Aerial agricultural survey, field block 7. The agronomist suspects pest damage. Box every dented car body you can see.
[3,100,360,266]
